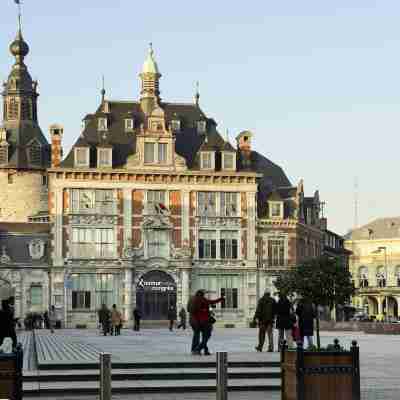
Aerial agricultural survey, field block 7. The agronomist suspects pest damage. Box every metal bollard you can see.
[100,352,112,400]
[216,351,228,400]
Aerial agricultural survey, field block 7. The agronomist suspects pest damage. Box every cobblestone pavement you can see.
[22,327,400,399]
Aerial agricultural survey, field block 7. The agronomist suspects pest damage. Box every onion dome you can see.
[142,43,160,75]
[9,30,29,62]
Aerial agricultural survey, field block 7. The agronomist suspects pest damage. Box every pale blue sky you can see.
[1,1,399,235]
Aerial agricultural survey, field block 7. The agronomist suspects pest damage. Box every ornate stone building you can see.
[0,26,328,327]
[345,217,400,320]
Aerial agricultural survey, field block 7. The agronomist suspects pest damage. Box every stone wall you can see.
[0,170,47,222]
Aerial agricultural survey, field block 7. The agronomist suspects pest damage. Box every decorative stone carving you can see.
[123,246,144,259]
[28,239,45,260]
[174,153,187,171]
[142,215,172,230]
[197,216,240,227]
[171,244,191,259]
[0,246,11,264]
[70,215,118,225]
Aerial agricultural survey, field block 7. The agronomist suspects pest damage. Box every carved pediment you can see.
[142,215,172,230]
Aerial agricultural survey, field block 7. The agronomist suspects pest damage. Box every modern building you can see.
[1,24,328,327]
[345,217,400,320]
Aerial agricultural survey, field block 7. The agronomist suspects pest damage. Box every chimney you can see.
[236,131,253,155]
[50,124,64,168]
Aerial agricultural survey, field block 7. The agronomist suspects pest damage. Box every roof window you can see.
[98,118,108,131]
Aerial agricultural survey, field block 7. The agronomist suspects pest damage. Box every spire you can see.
[194,81,200,106]
[101,75,106,104]
[225,128,229,142]
[139,43,162,114]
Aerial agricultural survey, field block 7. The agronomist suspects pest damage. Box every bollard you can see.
[100,352,112,400]
[216,351,228,400]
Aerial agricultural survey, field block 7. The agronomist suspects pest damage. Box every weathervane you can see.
[14,0,22,31]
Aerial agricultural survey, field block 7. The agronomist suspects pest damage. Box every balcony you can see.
[196,216,241,227]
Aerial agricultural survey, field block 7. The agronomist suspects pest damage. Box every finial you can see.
[204,135,208,144]
[194,81,200,106]
[149,42,154,56]
[15,0,22,33]
[101,75,106,103]
[225,128,229,142]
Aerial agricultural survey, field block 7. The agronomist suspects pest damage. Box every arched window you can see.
[376,265,386,288]
[359,266,368,288]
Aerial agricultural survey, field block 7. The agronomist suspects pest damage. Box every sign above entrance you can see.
[137,277,175,292]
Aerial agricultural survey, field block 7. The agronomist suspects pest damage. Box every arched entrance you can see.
[367,296,378,316]
[387,296,398,318]
[136,270,176,320]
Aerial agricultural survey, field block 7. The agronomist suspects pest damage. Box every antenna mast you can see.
[354,177,359,229]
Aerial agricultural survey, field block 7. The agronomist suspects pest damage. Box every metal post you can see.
[351,340,361,400]
[100,352,112,400]
[216,351,228,400]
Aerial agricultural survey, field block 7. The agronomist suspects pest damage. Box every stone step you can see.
[23,366,281,382]
[23,378,281,395]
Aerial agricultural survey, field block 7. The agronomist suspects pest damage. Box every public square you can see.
[11,327,400,400]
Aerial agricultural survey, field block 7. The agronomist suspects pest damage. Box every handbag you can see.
[208,311,216,324]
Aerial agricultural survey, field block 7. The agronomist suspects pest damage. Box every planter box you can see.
[281,341,360,400]
[0,345,23,400]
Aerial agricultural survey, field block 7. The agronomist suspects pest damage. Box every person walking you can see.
[98,304,111,336]
[254,291,277,352]
[275,293,294,350]
[296,297,315,348]
[167,305,177,331]
[48,305,57,334]
[133,308,141,331]
[177,307,187,330]
[187,292,201,354]
[111,304,122,336]
[0,299,17,350]
[191,290,224,356]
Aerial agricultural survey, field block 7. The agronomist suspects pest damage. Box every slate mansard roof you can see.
[346,217,400,241]
[61,99,292,193]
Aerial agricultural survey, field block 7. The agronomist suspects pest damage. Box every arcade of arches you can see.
[355,295,400,319]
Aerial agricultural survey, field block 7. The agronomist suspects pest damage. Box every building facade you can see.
[345,217,400,320]
[1,26,329,327]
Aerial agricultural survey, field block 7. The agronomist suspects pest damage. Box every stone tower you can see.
[0,26,50,222]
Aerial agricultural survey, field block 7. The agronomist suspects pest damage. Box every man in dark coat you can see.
[296,297,315,348]
[167,306,177,331]
[254,291,277,352]
[0,299,17,349]
[133,308,141,331]
[98,304,111,336]
[276,293,294,349]
[177,307,187,330]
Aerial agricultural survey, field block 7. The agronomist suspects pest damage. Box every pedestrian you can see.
[167,306,177,331]
[43,311,50,330]
[187,293,201,354]
[48,305,57,334]
[296,297,315,348]
[191,290,224,356]
[177,307,187,330]
[133,308,141,331]
[0,299,17,350]
[111,304,122,336]
[98,304,111,336]
[275,293,294,350]
[254,291,277,352]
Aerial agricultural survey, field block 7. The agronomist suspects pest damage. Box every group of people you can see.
[98,304,123,336]
[254,291,315,352]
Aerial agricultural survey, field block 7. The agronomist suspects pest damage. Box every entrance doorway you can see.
[136,270,176,320]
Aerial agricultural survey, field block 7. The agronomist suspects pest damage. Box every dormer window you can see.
[29,143,42,165]
[98,118,108,131]
[197,120,206,134]
[269,201,283,219]
[75,147,90,168]
[97,148,112,168]
[200,152,214,170]
[125,118,134,132]
[171,119,181,132]
[222,152,236,170]
[144,142,168,164]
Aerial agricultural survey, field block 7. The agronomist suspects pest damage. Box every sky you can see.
[1,1,400,235]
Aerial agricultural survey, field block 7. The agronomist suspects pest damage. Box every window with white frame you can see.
[97,148,112,168]
[198,230,216,259]
[197,120,206,134]
[220,192,238,217]
[267,235,286,266]
[75,147,89,167]
[221,288,238,309]
[200,152,214,169]
[198,192,216,216]
[269,201,283,218]
[147,229,169,258]
[144,142,168,164]
[71,189,115,214]
[147,190,166,214]
[222,152,235,170]
[71,228,115,259]
[30,285,43,306]
[171,119,181,132]
[98,118,108,131]
[220,231,238,259]
[125,118,134,132]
